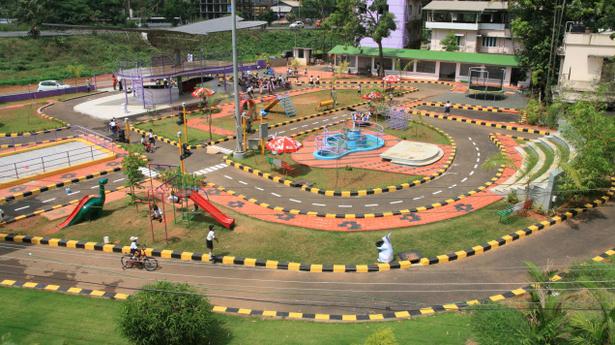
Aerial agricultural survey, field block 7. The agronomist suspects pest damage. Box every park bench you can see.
[497,200,530,224]
[317,99,335,111]
[266,156,295,174]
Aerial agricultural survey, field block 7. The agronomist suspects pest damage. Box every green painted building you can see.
[328,45,528,87]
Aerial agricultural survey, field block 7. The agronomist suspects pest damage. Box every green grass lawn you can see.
[10,198,537,265]
[231,119,449,191]
[530,142,554,181]
[548,137,570,164]
[0,102,64,133]
[516,145,538,182]
[135,113,226,145]
[0,92,95,108]
[380,120,451,145]
[211,89,364,132]
[0,287,471,345]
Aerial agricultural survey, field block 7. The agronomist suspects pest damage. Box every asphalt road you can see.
[1,204,612,315]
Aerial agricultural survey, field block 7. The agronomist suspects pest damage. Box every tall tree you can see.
[326,0,396,77]
[324,0,364,46]
[359,0,396,77]
[301,0,336,19]
[14,0,53,37]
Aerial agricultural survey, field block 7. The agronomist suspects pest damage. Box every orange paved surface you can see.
[291,130,452,176]
[187,118,235,136]
[204,184,503,231]
[495,133,524,169]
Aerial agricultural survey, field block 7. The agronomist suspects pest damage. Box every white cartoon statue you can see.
[376,232,394,263]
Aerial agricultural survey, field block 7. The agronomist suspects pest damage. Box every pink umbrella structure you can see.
[361,91,384,100]
[192,87,216,98]
[266,136,302,154]
[383,75,401,83]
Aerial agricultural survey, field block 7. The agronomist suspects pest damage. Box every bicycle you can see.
[121,249,159,271]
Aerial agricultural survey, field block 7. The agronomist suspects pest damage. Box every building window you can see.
[482,37,497,47]
[297,49,304,58]
[456,36,463,47]
[399,59,415,72]
[416,61,436,74]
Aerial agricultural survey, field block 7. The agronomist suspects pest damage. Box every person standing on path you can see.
[206,225,219,261]
[148,129,156,148]
[444,101,451,114]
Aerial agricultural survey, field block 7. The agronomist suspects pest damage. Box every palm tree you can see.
[519,262,568,345]
[568,287,615,345]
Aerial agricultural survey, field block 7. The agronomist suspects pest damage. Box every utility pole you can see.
[231,0,245,156]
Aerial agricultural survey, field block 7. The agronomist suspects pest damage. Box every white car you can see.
[37,80,71,92]
[289,21,304,29]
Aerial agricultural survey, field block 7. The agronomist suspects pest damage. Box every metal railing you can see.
[0,144,111,181]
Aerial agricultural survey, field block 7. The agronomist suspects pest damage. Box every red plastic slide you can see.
[189,192,235,229]
[57,195,93,229]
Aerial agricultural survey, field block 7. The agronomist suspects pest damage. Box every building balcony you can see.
[478,23,506,31]
[425,21,478,31]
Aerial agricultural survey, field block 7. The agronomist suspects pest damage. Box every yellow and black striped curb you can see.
[1,179,613,273]
[0,278,129,300]
[37,102,70,128]
[5,246,614,321]
[0,185,127,225]
[208,132,506,218]
[0,135,76,149]
[593,249,615,262]
[409,108,550,136]
[320,79,453,86]
[203,161,504,219]
[0,167,122,205]
[224,122,456,197]
[417,101,520,114]
[0,276,525,320]
[0,102,71,138]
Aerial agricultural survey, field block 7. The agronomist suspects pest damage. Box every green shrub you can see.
[118,281,224,345]
[507,190,519,204]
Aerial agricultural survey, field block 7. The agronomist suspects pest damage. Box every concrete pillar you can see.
[454,63,461,82]
[503,67,512,86]
[371,57,375,76]
[434,61,441,79]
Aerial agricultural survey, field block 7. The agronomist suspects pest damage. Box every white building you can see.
[555,30,615,102]
[423,1,518,55]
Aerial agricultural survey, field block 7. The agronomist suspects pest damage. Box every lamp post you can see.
[231,0,245,157]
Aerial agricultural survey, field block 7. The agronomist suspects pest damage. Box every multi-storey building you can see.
[359,0,426,49]
[555,29,615,103]
[423,0,517,54]
[329,0,530,87]
[200,0,254,20]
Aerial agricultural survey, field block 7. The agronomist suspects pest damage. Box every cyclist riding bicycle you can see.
[129,236,143,260]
